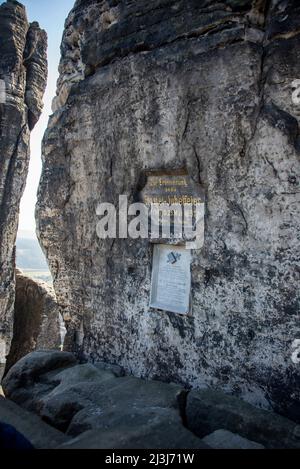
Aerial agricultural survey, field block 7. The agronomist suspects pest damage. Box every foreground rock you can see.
[202,430,264,450]
[4,271,62,373]
[0,1,47,362]
[186,389,300,449]
[36,0,300,418]
[2,352,186,431]
[2,351,206,448]
[58,413,209,450]
[0,396,69,449]
[3,351,300,449]
[2,350,77,408]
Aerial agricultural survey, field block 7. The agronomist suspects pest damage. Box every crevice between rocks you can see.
[177,389,189,429]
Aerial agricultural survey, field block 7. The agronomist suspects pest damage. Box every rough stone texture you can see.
[37,0,300,419]
[3,352,185,435]
[202,429,264,449]
[0,1,47,362]
[186,388,300,449]
[58,413,209,449]
[93,360,125,377]
[4,270,62,374]
[4,350,300,448]
[2,351,207,448]
[0,395,69,449]
[1,350,78,407]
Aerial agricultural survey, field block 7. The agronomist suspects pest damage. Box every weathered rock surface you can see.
[186,388,300,449]
[4,271,62,374]
[0,1,47,362]
[3,351,185,434]
[2,351,206,448]
[3,350,300,449]
[37,0,300,418]
[202,429,264,449]
[0,395,69,449]
[2,350,77,407]
[58,413,209,449]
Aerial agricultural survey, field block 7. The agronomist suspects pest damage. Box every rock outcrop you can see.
[186,388,300,449]
[36,0,300,419]
[0,1,47,362]
[4,271,62,373]
[2,351,208,449]
[2,351,300,449]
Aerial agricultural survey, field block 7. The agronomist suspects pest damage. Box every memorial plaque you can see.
[139,170,204,207]
[150,244,191,315]
[0,338,6,364]
[138,170,205,247]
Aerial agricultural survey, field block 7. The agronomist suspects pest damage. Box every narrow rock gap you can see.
[177,390,189,429]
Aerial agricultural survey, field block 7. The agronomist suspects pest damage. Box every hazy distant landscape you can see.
[16,231,52,284]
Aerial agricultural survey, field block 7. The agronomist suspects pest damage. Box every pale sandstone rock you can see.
[0,1,47,362]
[4,271,62,373]
[186,388,300,449]
[36,0,300,419]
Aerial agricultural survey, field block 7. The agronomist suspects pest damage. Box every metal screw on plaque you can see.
[0,80,6,104]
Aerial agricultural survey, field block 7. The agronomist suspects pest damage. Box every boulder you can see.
[202,429,264,449]
[58,409,209,449]
[93,361,125,377]
[21,365,185,434]
[36,363,119,431]
[1,350,77,409]
[4,271,62,373]
[4,351,298,449]
[0,0,47,362]
[186,389,300,449]
[2,351,189,443]
[63,376,185,436]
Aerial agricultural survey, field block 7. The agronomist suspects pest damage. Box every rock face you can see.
[4,271,62,373]
[37,0,300,419]
[0,1,47,362]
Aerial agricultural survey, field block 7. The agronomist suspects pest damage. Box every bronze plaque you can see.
[138,170,205,247]
[139,171,204,206]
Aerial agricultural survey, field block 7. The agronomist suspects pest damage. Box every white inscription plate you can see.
[0,338,6,364]
[150,244,191,315]
[0,79,6,104]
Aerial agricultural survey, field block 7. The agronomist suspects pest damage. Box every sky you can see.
[0,0,75,235]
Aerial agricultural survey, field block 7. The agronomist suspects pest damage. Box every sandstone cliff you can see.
[0,0,47,362]
[4,270,62,373]
[37,0,300,419]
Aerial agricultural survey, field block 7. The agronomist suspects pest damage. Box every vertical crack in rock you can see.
[0,1,47,364]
